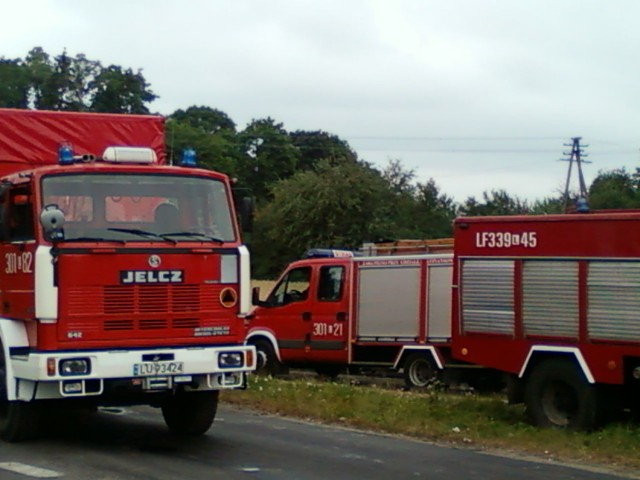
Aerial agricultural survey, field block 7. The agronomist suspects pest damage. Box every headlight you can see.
[59,358,91,376]
[219,352,243,369]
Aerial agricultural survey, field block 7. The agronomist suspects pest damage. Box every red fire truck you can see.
[246,249,467,387]
[452,211,640,430]
[0,109,255,441]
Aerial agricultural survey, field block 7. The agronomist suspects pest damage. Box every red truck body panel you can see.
[452,211,640,385]
[0,108,165,177]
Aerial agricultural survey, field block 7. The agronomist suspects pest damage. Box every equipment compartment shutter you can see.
[588,261,640,342]
[461,259,514,335]
[357,264,420,339]
[522,260,578,338]
[427,263,452,340]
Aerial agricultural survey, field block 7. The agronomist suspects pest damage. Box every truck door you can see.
[0,185,37,321]
[260,265,313,363]
[306,264,349,364]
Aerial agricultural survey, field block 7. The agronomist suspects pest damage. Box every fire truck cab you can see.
[0,109,255,441]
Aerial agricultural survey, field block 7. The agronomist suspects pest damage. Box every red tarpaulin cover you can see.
[0,109,166,177]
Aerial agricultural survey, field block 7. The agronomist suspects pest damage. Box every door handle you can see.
[336,312,347,321]
[302,312,312,321]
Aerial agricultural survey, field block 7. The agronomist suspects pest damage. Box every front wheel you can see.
[0,341,41,442]
[161,391,219,436]
[253,339,283,376]
[524,359,600,431]
[403,354,437,388]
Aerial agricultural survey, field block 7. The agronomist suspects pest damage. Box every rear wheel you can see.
[524,358,600,431]
[0,342,41,442]
[403,354,437,388]
[161,391,219,436]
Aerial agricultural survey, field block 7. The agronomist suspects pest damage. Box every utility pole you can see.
[561,137,590,212]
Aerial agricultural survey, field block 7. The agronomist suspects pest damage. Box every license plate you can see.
[133,361,184,376]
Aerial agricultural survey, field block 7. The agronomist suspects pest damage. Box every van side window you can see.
[8,188,34,241]
[317,266,344,302]
[269,267,311,306]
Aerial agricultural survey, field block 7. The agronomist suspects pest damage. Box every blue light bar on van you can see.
[305,248,361,258]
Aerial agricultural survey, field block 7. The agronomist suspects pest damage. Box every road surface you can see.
[0,404,630,480]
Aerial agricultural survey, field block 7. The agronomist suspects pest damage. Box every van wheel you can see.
[524,359,599,431]
[403,354,436,388]
[315,365,342,380]
[0,342,41,442]
[253,339,282,376]
[162,391,219,436]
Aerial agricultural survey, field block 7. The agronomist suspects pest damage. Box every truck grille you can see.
[65,284,221,332]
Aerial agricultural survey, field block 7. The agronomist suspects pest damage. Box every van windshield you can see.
[41,173,236,242]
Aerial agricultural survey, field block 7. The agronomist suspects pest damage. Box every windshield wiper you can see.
[161,231,225,243]
[63,236,126,244]
[107,228,177,245]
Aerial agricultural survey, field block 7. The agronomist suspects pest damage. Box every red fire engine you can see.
[0,109,255,441]
[246,249,467,387]
[452,211,640,429]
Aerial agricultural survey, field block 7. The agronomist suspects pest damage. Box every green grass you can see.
[222,375,640,478]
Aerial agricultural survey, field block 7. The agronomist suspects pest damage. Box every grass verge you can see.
[222,375,640,478]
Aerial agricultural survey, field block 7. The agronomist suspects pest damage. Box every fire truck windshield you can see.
[41,173,236,243]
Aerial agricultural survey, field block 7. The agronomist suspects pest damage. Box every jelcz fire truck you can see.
[452,211,640,429]
[247,249,463,387]
[0,109,255,441]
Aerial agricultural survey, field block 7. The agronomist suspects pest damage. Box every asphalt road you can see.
[0,404,630,480]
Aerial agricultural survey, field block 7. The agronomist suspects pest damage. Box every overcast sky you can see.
[2,1,639,202]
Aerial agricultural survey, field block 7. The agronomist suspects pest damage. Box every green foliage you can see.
[289,130,358,170]
[0,47,156,113]
[588,168,640,210]
[460,189,530,216]
[236,118,301,202]
[166,106,240,175]
[251,159,395,277]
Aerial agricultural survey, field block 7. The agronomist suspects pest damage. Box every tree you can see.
[236,118,301,203]
[460,190,530,216]
[170,106,236,134]
[251,159,395,277]
[90,64,157,113]
[2,47,157,113]
[165,106,240,176]
[0,58,29,108]
[289,130,358,171]
[588,168,640,210]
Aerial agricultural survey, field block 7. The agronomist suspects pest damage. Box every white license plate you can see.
[133,361,184,376]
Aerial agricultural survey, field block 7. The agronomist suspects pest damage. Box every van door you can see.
[259,265,313,363]
[306,264,349,364]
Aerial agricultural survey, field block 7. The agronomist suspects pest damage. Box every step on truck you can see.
[452,210,640,429]
[0,108,255,441]
[246,248,488,388]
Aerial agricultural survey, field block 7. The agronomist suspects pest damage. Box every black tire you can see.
[403,353,437,388]
[315,365,342,380]
[253,339,282,376]
[524,358,600,431]
[0,341,41,442]
[161,390,219,436]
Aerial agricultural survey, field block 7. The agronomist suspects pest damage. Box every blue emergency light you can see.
[180,148,197,167]
[58,144,74,165]
[305,248,361,258]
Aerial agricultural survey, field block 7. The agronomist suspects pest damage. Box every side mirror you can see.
[239,196,254,234]
[40,204,65,241]
[252,286,267,307]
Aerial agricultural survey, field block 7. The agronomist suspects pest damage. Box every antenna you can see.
[560,137,590,212]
